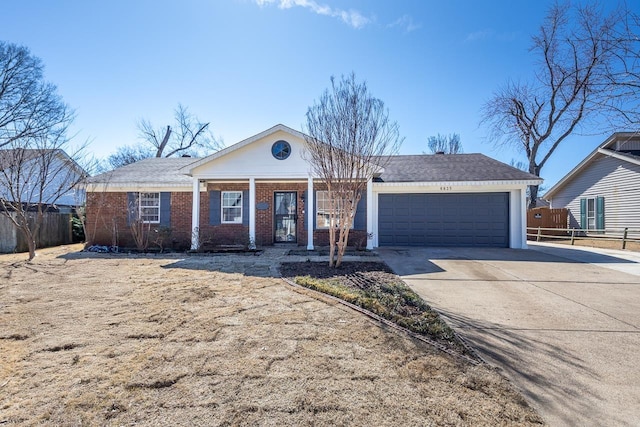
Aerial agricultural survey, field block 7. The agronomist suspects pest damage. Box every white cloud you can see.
[464,29,493,42]
[254,0,370,29]
[389,14,421,33]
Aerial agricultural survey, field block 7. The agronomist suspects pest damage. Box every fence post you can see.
[537,227,541,242]
[622,228,628,250]
[570,228,575,246]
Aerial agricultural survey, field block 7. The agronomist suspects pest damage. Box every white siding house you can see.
[544,133,640,232]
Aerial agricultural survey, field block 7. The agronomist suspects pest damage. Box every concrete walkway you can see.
[378,245,640,427]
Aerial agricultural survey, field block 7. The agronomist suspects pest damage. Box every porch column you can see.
[249,178,256,249]
[366,178,374,250]
[307,177,314,250]
[191,178,200,250]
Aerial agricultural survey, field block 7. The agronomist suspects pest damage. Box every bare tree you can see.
[107,144,153,169]
[0,140,88,260]
[481,2,631,209]
[0,42,72,150]
[602,10,640,128]
[0,41,86,260]
[427,133,463,154]
[107,104,223,169]
[304,73,402,268]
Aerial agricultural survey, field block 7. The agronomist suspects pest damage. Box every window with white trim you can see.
[316,191,352,229]
[587,198,596,230]
[222,191,242,223]
[139,192,160,223]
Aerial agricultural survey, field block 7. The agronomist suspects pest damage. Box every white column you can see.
[366,178,374,250]
[249,178,256,249]
[509,188,527,249]
[191,179,200,250]
[307,177,314,250]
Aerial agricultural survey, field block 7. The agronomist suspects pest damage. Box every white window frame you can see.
[221,191,243,224]
[315,190,353,229]
[586,197,596,230]
[139,192,160,224]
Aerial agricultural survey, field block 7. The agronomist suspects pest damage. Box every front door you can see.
[274,192,297,243]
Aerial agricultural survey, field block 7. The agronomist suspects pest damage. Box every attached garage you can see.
[378,192,510,247]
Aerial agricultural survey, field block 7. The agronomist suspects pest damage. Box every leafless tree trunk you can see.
[304,73,402,267]
[481,2,634,209]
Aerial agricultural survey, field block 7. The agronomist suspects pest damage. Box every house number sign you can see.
[440,186,453,191]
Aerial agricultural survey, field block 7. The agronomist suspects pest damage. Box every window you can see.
[587,198,596,230]
[222,191,242,223]
[139,192,160,223]
[580,196,604,231]
[316,191,352,229]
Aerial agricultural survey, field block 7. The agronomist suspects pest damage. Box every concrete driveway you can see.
[378,244,640,427]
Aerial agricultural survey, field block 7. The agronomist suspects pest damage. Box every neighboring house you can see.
[0,148,86,212]
[86,124,541,250]
[0,148,88,253]
[544,132,640,232]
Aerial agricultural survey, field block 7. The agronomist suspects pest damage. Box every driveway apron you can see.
[378,246,640,427]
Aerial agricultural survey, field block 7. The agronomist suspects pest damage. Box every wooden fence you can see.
[527,207,568,236]
[526,226,640,250]
[0,212,73,253]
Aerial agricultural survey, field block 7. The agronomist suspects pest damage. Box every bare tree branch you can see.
[303,73,403,267]
[481,2,634,209]
[426,133,463,154]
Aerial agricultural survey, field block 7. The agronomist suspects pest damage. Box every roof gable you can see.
[189,125,312,179]
[545,132,640,199]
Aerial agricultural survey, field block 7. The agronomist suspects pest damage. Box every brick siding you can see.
[86,182,367,250]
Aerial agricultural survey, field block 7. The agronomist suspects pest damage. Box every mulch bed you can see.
[280,261,396,287]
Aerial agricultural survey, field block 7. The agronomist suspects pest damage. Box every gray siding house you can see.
[544,132,640,232]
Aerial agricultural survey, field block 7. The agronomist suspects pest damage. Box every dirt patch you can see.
[0,245,544,426]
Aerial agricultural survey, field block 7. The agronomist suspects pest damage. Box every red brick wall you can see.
[86,183,368,249]
[86,191,130,247]
[198,183,250,247]
[86,191,193,250]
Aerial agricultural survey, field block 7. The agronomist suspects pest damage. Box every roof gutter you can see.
[597,148,640,166]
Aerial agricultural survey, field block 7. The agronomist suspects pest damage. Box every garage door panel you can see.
[378,192,509,247]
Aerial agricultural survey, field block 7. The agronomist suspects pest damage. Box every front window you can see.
[139,192,160,223]
[587,198,596,230]
[316,191,352,229]
[222,191,242,223]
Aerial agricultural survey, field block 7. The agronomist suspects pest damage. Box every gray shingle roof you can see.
[88,153,540,186]
[88,157,198,186]
[377,154,541,182]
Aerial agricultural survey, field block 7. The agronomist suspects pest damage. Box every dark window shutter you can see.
[127,192,138,226]
[579,198,587,229]
[353,192,366,230]
[160,192,171,226]
[209,190,221,225]
[596,196,605,231]
[242,190,249,225]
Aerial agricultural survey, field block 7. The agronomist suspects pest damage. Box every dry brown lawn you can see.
[0,245,543,426]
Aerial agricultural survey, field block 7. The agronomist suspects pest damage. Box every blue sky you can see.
[4,0,637,187]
